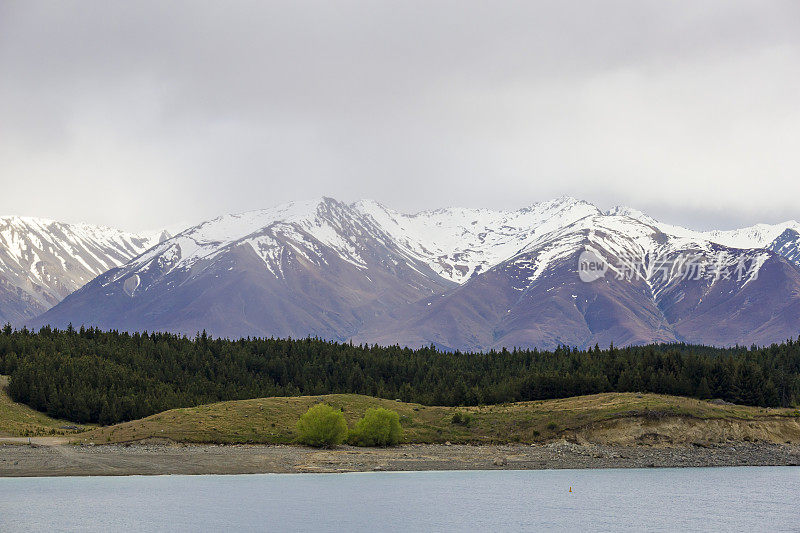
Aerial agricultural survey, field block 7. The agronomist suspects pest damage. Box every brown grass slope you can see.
[75,392,800,447]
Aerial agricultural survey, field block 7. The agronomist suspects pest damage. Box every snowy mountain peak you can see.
[523,195,594,212]
[353,197,601,283]
[601,208,800,252]
[703,221,800,250]
[605,206,659,225]
[123,197,385,280]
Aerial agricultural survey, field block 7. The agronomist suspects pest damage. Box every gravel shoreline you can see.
[2,441,800,477]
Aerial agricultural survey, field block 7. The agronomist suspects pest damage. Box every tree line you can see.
[1,323,799,424]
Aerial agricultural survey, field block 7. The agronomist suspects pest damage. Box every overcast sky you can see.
[1,1,799,232]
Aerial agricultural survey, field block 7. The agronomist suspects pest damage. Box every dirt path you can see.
[0,436,71,446]
[2,442,800,477]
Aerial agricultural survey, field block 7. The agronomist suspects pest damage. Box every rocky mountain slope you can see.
[25,197,800,349]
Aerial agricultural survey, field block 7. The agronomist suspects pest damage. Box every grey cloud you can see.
[1,1,799,231]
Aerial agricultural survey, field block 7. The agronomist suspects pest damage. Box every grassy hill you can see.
[4,373,798,446]
[0,376,90,437]
[75,392,800,446]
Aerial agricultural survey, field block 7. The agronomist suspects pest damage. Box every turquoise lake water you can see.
[1,467,798,532]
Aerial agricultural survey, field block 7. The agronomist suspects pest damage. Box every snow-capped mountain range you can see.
[0,216,169,324]
[12,197,800,349]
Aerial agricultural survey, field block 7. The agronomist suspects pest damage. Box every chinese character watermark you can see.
[577,248,762,283]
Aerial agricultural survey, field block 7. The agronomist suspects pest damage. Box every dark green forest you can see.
[1,324,800,424]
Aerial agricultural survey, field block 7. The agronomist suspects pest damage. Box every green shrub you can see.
[349,407,402,447]
[296,403,348,448]
[451,411,472,426]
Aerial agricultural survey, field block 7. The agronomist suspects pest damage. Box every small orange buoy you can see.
[569,487,572,492]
